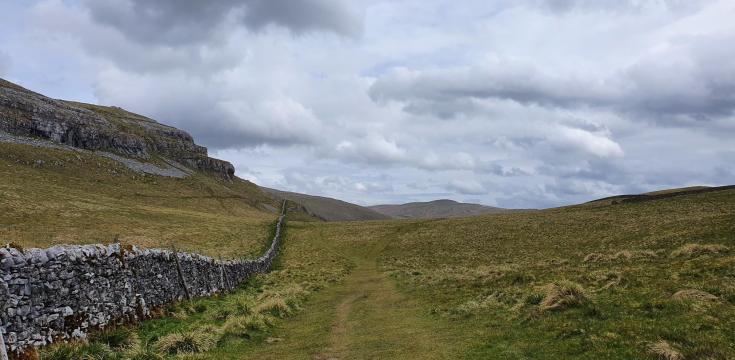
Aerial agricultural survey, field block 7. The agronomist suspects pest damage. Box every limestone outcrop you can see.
[0,78,234,179]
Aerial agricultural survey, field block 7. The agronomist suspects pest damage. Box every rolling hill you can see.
[369,199,522,219]
[3,78,735,360]
[261,187,391,221]
[0,78,295,257]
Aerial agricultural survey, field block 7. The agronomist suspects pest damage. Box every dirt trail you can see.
[314,260,457,360]
[238,249,461,360]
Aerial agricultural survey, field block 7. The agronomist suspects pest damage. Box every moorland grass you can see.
[8,138,735,359]
[0,141,281,257]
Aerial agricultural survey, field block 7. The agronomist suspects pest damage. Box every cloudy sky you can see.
[2,0,734,208]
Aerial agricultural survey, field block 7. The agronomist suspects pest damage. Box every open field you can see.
[3,136,733,359]
[34,186,735,359]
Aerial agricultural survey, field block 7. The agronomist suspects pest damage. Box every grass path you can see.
[231,231,465,360]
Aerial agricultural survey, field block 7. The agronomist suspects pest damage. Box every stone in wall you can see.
[0,206,285,356]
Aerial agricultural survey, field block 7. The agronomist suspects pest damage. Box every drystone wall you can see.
[0,204,286,356]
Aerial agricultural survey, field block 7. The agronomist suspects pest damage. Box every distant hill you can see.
[369,199,523,219]
[262,188,391,221]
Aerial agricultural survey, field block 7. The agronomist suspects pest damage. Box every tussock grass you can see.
[671,289,719,302]
[90,327,141,353]
[222,313,274,338]
[539,281,588,312]
[40,341,120,360]
[253,296,292,318]
[583,249,660,263]
[671,243,729,258]
[450,295,506,318]
[154,325,221,355]
[648,340,685,360]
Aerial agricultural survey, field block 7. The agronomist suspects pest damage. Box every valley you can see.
[1,79,733,359]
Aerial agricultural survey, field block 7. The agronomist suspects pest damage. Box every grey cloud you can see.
[82,0,361,47]
[446,179,486,195]
[531,0,709,14]
[93,75,322,149]
[242,0,361,36]
[370,34,735,125]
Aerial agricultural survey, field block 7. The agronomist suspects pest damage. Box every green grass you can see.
[6,139,735,359]
[0,141,282,257]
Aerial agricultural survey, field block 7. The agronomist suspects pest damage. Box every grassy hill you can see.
[369,199,523,219]
[39,185,735,359]
[0,140,284,258]
[4,76,734,360]
[0,78,303,258]
[262,187,390,221]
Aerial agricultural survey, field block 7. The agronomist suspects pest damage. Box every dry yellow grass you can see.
[670,243,729,258]
[539,280,588,312]
[671,289,719,302]
[648,340,685,360]
[154,325,221,355]
[222,313,274,337]
[253,297,293,318]
[583,249,660,263]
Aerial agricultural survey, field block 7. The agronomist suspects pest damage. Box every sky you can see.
[1,0,734,208]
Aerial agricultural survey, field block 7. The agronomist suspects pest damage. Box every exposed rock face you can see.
[0,78,234,179]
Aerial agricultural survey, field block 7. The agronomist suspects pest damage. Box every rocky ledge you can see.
[0,78,234,179]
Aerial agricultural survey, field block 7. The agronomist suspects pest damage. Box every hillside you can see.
[3,79,735,360]
[248,187,735,359]
[584,185,735,207]
[262,187,391,221]
[369,199,521,219]
[90,185,733,360]
[0,79,287,258]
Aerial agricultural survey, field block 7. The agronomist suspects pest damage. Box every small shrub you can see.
[155,326,220,355]
[539,281,588,312]
[671,243,729,258]
[648,340,684,360]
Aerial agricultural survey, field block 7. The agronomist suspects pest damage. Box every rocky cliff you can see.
[0,78,234,179]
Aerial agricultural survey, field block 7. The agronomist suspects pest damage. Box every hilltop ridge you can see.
[0,78,234,179]
[262,187,391,221]
[369,199,525,219]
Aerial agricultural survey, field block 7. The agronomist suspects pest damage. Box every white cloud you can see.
[554,127,624,158]
[446,179,486,195]
[1,0,734,208]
